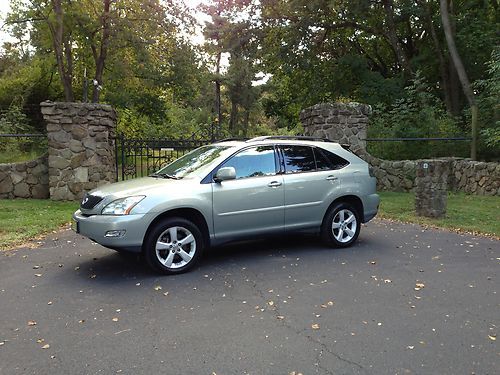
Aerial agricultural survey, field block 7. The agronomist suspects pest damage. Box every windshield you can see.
[154,145,231,179]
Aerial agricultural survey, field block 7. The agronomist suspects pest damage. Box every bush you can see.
[0,105,46,163]
[367,72,468,160]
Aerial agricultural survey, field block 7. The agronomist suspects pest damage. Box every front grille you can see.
[81,194,104,209]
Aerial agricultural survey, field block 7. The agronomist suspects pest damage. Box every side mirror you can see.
[214,167,236,182]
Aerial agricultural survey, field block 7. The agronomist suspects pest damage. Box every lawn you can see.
[378,191,500,238]
[0,199,78,250]
[0,192,498,250]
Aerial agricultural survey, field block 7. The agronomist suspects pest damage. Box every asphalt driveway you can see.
[0,219,498,374]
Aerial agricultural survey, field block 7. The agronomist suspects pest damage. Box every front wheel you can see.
[144,217,204,275]
[321,203,361,248]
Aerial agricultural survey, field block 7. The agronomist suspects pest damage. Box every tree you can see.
[440,0,478,159]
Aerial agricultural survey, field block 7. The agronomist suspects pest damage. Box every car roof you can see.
[213,136,342,149]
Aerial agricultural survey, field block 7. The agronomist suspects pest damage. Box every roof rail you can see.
[246,135,334,143]
[216,137,248,142]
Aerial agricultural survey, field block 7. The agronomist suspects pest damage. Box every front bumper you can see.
[72,210,152,252]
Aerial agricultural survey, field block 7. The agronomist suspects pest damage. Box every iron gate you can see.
[115,135,212,181]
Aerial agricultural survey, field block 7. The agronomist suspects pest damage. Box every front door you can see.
[212,145,284,240]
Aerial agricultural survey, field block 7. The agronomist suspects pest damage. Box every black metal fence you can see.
[115,135,212,181]
[364,136,471,160]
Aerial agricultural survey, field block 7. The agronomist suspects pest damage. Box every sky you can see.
[0,1,13,44]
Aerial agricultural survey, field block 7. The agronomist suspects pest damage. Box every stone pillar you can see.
[41,101,117,201]
[415,160,450,218]
[299,102,371,154]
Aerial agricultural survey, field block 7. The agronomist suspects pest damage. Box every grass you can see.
[0,199,78,250]
[0,149,45,164]
[378,191,500,237]
[1,192,498,250]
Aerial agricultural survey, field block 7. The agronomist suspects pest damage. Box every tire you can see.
[144,217,204,275]
[321,202,361,248]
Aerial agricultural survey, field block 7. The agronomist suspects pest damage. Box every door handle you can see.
[268,181,282,187]
[326,175,338,181]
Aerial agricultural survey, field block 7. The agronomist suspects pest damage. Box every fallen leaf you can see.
[0,342,4,346]
[34,274,42,277]
[33,265,40,269]
[74,266,80,271]
[268,301,274,306]
[163,292,169,296]
[90,274,96,279]
[154,285,162,291]
[47,301,53,305]
[320,304,327,308]
[327,301,334,306]
[112,317,119,322]
[277,316,284,320]
[488,334,496,341]
[41,344,50,349]
[311,323,320,330]
[370,261,377,265]
[78,320,85,323]
[384,279,392,283]
[37,338,44,343]
[407,345,414,350]
[27,320,37,326]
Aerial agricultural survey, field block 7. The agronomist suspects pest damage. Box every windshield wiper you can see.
[149,173,180,180]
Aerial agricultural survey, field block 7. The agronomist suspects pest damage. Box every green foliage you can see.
[476,47,500,157]
[0,104,46,162]
[368,73,467,160]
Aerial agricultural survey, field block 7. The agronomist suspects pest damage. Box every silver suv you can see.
[73,136,379,274]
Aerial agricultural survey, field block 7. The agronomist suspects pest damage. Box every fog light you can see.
[105,230,126,238]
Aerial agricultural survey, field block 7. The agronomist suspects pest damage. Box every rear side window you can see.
[319,148,350,170]
[281,145,316,174]
[313,148,332,170]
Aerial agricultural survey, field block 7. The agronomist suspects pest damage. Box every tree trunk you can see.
[92,0,111,103]
[440,0,478,159]
[382,0,412,77]
[242,109,250,138]
[229,100,238,134]
[418,0,454,114]
[51,0,73,101]
[214,51,222,137]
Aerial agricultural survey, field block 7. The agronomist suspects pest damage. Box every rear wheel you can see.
[144,217,204,275]
[321,202,361,248]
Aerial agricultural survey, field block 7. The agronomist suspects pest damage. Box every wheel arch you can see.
[322,195,364,227]
[143,208,211,252]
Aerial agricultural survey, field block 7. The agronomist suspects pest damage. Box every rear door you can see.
[212,145,284,240]
[279,145,346,231]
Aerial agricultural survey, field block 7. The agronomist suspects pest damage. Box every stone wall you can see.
[0,154,49,199]
[300,102,371,155]
[41,101,117,201]
[450,159,500,195]
[415,160,449,218]
[300,102,500,196]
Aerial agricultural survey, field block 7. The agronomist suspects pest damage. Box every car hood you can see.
[80,176,200,214]
[90,176,193,198]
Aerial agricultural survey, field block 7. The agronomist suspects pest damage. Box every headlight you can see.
[101,196,145,215]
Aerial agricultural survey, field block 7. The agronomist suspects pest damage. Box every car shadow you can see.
[64,233,375,284]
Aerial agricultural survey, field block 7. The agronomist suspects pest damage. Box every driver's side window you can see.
[219,146,276,179]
